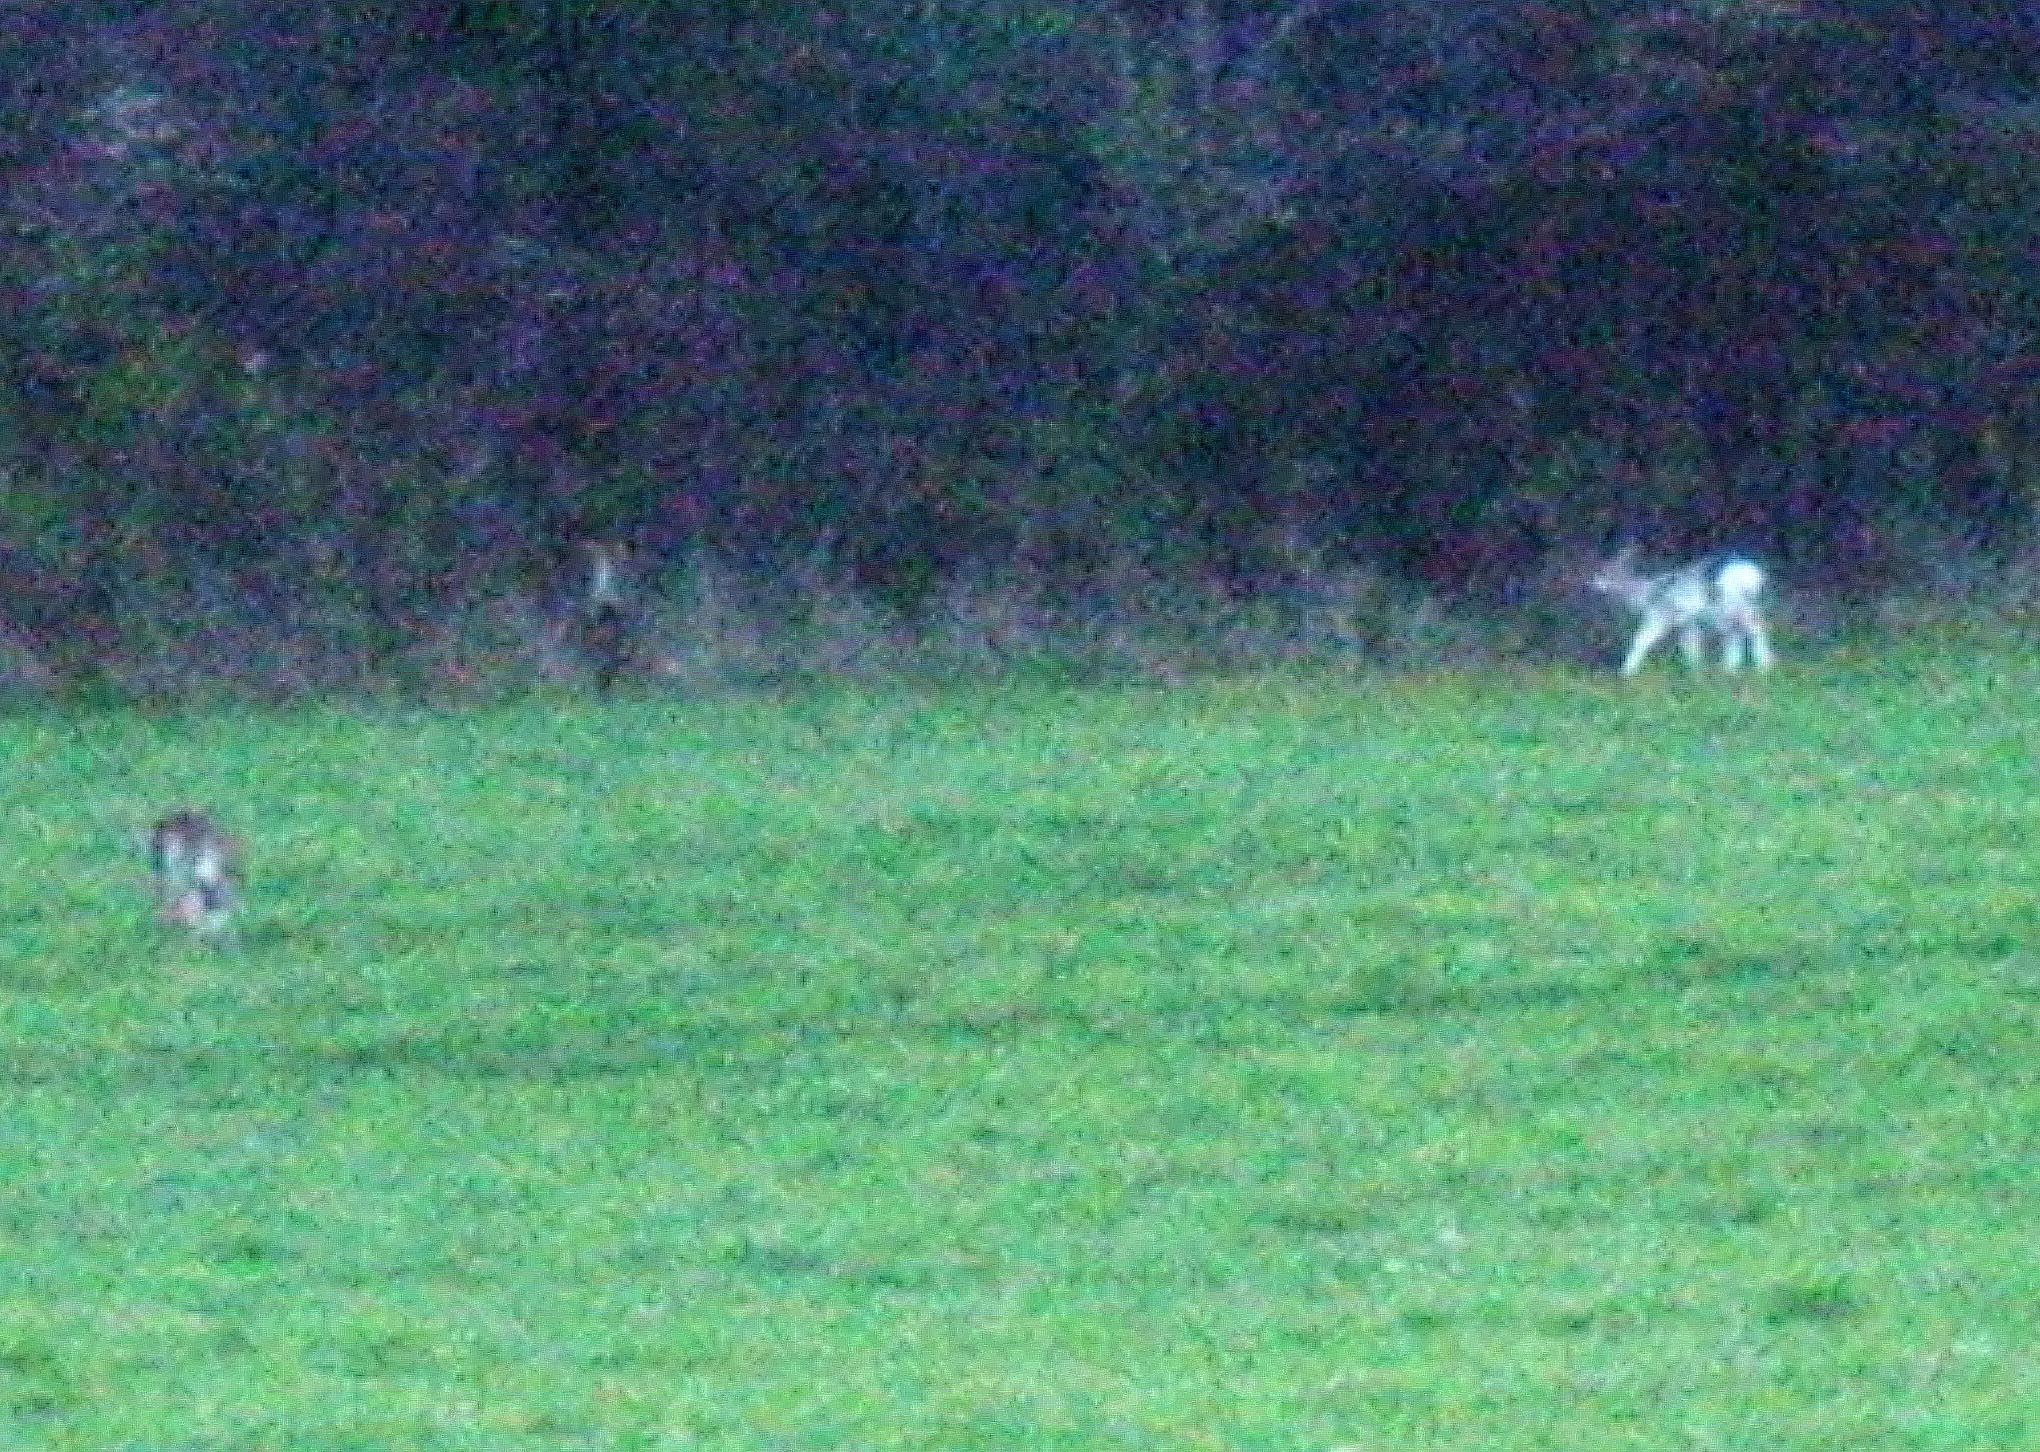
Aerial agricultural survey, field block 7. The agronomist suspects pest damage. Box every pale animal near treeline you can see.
[1587,546,1774,677]
[148,808,241,942]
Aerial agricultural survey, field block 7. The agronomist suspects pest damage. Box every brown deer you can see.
[149,809,241,942]
[580,540,635,692]
[571,539,682,692]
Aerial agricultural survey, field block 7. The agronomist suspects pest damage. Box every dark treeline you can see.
[2,2,2038,686]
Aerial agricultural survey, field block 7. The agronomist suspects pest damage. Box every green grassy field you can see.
[4,652,2039,1449]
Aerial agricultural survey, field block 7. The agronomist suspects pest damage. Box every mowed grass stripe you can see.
[1,658,2037,1449]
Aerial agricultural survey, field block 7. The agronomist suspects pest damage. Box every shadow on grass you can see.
[1325,934,1829,1018]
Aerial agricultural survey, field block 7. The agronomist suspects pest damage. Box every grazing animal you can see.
[148,809,240,942]
[1588,546,1774,676]
[578,540,638,693]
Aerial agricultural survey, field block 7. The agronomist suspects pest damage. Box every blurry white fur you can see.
[1588,547,1773,676]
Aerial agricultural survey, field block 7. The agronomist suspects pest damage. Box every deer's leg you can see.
[1745,610,1774,672]
[1720,622,1745,671]
[1622,616,1669,676]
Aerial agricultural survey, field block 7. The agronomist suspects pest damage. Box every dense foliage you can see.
[3,2,2038,680]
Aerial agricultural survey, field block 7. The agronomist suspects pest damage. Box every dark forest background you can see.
[4,1,2039,696]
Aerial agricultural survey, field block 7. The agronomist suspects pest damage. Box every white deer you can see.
[1588,546,1774,676]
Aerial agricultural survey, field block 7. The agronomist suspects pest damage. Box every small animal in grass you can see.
[148,808,241,942]
[1587,545,1774,677]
